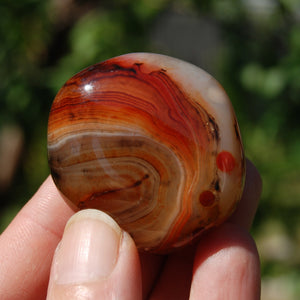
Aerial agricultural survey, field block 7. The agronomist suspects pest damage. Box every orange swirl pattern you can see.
[48,53,245,253]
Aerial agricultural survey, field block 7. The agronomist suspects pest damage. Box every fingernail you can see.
[53,209,122,284]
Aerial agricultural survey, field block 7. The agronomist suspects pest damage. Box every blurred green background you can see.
[0,0,299,299]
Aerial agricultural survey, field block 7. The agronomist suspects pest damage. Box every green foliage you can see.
[0,0,171,211]
[190,1,300,296]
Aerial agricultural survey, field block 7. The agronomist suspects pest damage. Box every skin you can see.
[0,159,262,299]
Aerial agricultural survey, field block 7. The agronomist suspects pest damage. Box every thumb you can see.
[47,209,142,300]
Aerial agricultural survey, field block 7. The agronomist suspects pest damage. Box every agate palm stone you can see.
[47,53,245,253]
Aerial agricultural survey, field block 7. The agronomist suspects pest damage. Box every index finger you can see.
[0,176,74,300]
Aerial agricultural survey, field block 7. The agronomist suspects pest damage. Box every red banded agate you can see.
[47,53,245,253]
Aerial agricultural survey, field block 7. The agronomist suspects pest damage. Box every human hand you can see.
[0,159,261,299]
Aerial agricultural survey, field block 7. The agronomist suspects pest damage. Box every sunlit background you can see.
[0,1,299,299]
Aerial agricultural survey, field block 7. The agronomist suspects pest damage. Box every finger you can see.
[139,252,165,299]
[47,209,142,300]
[229,159,262,230]
[190,223,260,300]
[147,246,195,300]
[0,176,74,300]
[141,159,262,298]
